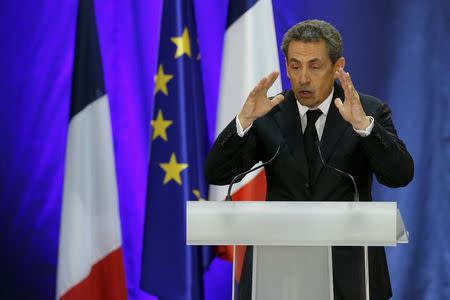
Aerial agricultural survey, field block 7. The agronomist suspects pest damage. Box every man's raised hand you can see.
[334,67,370,130]
[238,71,285,130]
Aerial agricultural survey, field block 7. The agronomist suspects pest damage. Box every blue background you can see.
[0,0,449,299]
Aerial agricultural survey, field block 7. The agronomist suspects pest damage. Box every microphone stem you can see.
[317,142,359,202]
[225,145,281,201]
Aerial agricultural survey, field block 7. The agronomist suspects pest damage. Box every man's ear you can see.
[285,58,291,79]
[335,57,345,70]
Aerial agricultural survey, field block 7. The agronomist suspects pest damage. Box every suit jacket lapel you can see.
[274,90,309,180]
[311,82,351,184]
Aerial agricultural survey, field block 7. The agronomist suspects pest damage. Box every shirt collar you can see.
[296,87,334,118]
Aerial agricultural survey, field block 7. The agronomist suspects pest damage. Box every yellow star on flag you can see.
[192,189,206,201]
[170,27,191,58]
[151,109,173,141]
[154,64,173,96]
[160,153,188,185]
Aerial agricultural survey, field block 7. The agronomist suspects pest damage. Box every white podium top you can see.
[187,201,408,246]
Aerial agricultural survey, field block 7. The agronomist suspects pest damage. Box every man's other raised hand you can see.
[238,71,285,130]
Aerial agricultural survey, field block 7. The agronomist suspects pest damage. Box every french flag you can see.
[211,0,282,268]
[210,0,281,204]
[56,0,128,299]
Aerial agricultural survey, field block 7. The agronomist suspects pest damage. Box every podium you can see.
[187,201,408,300]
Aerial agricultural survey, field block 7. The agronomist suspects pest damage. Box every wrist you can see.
[353,116,370,130]
[238,113,254,130]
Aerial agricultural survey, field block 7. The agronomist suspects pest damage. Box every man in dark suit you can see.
[205,20,414,300]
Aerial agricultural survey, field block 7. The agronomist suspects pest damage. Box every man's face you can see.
[285,40,344,107]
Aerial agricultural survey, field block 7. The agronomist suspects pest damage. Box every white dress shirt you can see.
[236,88,374,138]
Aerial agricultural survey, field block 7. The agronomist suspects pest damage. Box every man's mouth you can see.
[299,90,313,98]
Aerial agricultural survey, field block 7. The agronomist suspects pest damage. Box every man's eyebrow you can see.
[288,57,322,63]
[308,58,321,63]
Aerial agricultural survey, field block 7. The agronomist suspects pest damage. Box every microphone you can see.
[316,141,360,202]
[225,145,281,201]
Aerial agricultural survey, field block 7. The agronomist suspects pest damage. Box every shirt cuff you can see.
[353,116,374,137]
[236,115,253,137]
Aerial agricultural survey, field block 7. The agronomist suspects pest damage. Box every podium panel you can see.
[253,246,333,300]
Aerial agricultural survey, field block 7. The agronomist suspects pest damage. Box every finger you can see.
[271,94,285,107]
[334,98,345,115]
[343,72,355,103]
[336,67,346,83]
[339,68,351,92]
[257,75,268,89]
[335,68,349,93]
[253,72,276,94]
[344,72,361,108]
[247,86,259,101]
[345,72,359,100]
[262,71,279,90]
[338,68,357,104]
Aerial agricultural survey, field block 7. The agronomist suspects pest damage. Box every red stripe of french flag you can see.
[60,249,127,300]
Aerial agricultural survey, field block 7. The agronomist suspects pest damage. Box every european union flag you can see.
[140,0,211,299]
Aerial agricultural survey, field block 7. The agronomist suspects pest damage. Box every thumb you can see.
[271,94,285,107]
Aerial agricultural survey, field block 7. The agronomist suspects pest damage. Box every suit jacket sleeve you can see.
[360,102,414,187]
[204,118,261,185]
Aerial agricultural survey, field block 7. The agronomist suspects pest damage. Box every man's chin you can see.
[296,95,318,108]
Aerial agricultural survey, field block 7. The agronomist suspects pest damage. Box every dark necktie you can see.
[304,109,322,185]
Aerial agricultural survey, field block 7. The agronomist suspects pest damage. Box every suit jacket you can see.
[205,82,414,300]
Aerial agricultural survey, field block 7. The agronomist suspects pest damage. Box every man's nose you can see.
[299,69,311,85]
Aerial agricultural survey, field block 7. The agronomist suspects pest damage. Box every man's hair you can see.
[281,19,343,64]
